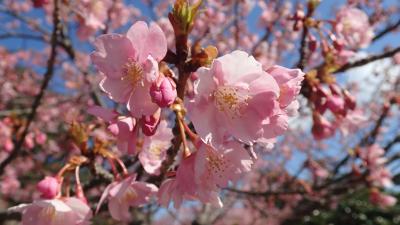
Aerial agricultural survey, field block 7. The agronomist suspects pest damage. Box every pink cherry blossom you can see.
[360,144,387,168]
[335,7,374,49]
[1,169,20,196]
[266,65,304,109]
[139,120,173,175]
[260,65,304,142]
[187,50,282,145]
[88,106,138,154]
[158,140,253,208]
[195,141,253,189]
[37,176,61,199]
[9,198,92,225]
[158,151,221,208]
[370,190,397,208]
[97,174,158,221]
[369,167,393,188]
[76,0,111,40]
[91,21,167,117]
[32,0,49,8]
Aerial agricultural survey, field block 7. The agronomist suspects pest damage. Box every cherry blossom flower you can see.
[76,0,112,40]
[9,198,92,225]
[195,141,253,189]
[187,50,282,145]
[91,21,167,117]
[369,167,393,188]
[260,65,304,143]
[360,144,387,168]
[335,7,374,49]
[370,189,397,208]
[97,174,158,221]
[139,120,173,175]
[88,106,138,154]
[158,151,221,208]
[158,140,253,208]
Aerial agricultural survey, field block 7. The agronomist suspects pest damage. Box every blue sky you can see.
[1,0,399,180]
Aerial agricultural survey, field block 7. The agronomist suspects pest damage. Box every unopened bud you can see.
[150,77,177,108]
[37,176,61,199]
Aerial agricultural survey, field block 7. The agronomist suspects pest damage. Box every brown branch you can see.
[0,0,61,175]
[296,25,309,70]
[225,187,306,197]
[334,45,400,73]
[372,18,400,42]
[332,100,394,175]
[384,134,400,154]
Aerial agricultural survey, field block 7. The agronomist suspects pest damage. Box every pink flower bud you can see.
[35,132,47,145]
[326,95,345,115]
[141,110,161,136]
[37,176,60,199]
[150,77,177,108]
[4,139,14,153]
[312,114,335,140]
[329,84,342,96]
[308,36,318,52]
[24,133,35,149]
[333,39,344,52]
[343,90,356,110]
[32,0,49,8]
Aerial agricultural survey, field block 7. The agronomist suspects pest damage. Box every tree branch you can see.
[0,0,61,175]
[334,46,400,73]
[372,18,400,42]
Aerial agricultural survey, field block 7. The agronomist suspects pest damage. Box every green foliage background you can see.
[300,190,400,225]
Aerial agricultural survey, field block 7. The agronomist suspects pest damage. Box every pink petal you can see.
[91,34,136,79]
[99,76,132,103]
[87,106,118,122]
[128,83,159,117]
[145,23,167,61]
[126,21,148,62]
[108,198,131,221]
[126,22,167,62]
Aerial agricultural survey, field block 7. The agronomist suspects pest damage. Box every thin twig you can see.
[0,0,61,175]
[334,46,400,73]
[372,18,400,42]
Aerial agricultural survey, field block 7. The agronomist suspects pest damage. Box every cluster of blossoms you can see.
[90,19,304,209]
[3,0,400,224]
[294,5,375,140]
[11,16,304,222]
[358,144,397,208]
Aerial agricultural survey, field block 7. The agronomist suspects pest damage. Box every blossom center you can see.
[119,187,138,204]
[213,86,249,118]
[149,144,162,157]
[39,206,56,221]
[122,61,144,89]
[205,148,230,179]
